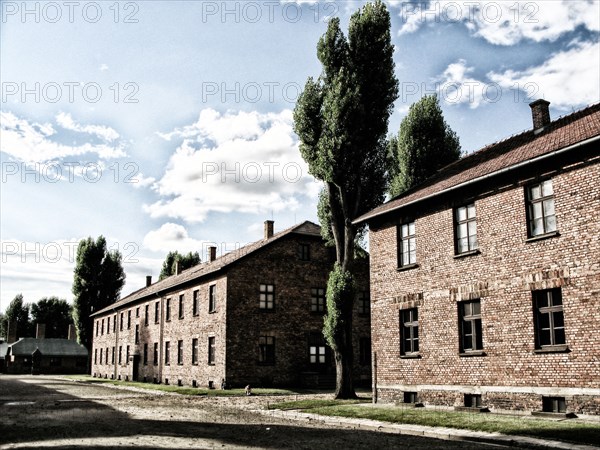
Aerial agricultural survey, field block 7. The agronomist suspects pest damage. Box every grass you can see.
[269,398,370,410]
[271,401,600,446]
[63,375,299,397]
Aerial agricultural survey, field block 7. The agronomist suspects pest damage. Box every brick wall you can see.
[369,158,600,414]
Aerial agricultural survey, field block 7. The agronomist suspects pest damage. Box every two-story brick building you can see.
[356,100,600,415]
[90,221,371,389]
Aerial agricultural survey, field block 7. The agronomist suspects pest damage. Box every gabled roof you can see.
[92,221,322,316]
[354,103,600,224]
[8,338,88,357]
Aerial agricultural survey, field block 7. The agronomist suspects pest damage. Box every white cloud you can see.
[143,223,207,254]
[99,63,109,72]
[435,59,491,109]
[146,109,319,223]
[397,1,599,45]
[489,41,600,108]
[0,111,126,164]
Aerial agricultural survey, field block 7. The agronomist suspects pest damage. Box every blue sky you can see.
[1,0,599,312]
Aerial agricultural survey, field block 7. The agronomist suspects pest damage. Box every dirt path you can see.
[0,375,492,449]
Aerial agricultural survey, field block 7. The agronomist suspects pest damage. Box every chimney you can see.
[146,275,152,287]
[209,246,217,262]
[264,220,274,239]
[36,323,46,340]
[174,261,180,275]
[68,324,76,341]
[7,321,17,344]
[529,99,551,132]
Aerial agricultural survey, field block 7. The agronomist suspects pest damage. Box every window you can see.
[259,284,275,310]
[192,338,198,365]
[400,308,419,355]
[533,288,566,349]
[208,337,216,365]
[209,285,216,313]
[455,203,478,254]
[144,304,149,326]
[111,347,115,365]
[166,298,171,321]
[95,321,99,337]
[359,337,371,366]
[177,340,184,365]
[178,294,184,319]
[107,317,110,334]
[136,307,140,318]
[118,346,122,365]
[464,394,482,408]
[126,345,130,365]
[94,349,97,365]
[542,396,566,413]
[127,310,131,329]
[298,243,310,261]
[99,348,103,365]
[258,335,275,364]
[309,333,327,364]
[120,313,124,331]
[135,325,139,344]
[155,301,160,323]
[113,315,116,332]
[106,347,109,365]
[310,288,326,313]
[404,392,418,404]
[153,342,158,366]
[193,290,199,316]
[526,179,557,237]
[398,222,416,267]
[164,341,170,365]
[357,291,370,316]
[459,300,483,353]
[143,343,148,365]
[101,319,104,335]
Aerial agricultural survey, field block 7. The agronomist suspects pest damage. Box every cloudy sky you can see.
[1,0,599,312]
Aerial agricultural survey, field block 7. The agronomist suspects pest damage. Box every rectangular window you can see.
[101,319,104,335]
[178,294,184,319]
[258,335,275,364]
[166,298,171,321]
[126,345,130,365]
[533,288,566,348]
[398,222,416,267]
[113,315,116,332]
[400,308,419,355]
[136,307,140,318]
[459,300,483,352]
[357,291,370,316]
[111,347,115,364]
[120,313,124,331]
[177,340,183,365]
[127,310,131,329]
[310,287,326,313]
[143,343,148,365]
[94,349,97,365]
[144,304,149,326]
[359,337,371,366]
[135,325,139,344]
[99,348,103,365]
[155,302,160,323]
[209,285,216,313]
[298,243,310,261]
[259,284,275,310]
[464,394,482,408]
[153,342,158,366]
[118,346,122,365]
[193,290,199,316]
[107,317,110,334]
[404,392,418,404]
[192,338,198,365]
[455,203,478,254]
[96,321,99,337]
[164,341,170,365]
[308,333,326,364]
[527,179,557,237]
[208,337,216,365]
[542,396,566,413]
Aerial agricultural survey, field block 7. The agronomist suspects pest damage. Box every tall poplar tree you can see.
[294,0,398,398]
[72,236,125,350]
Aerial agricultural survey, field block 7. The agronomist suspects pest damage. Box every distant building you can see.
[91,221,371,389]
[356,101,600,415]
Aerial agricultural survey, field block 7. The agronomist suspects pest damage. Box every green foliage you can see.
[5,294,32,338]
[0,312,5,339]
[324,263,355,351]
[72,236,125,350]
[30,297,72,339]
[389,94,461,197]
[159,251,201,280]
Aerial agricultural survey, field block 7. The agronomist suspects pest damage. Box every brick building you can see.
[90,221,371,389]
[355,101,600,415]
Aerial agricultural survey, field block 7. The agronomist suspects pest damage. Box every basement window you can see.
[464,394,482,408]
[404,392,418,404]
[542,396,566,413]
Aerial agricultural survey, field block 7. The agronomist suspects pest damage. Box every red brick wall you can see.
[369,160,600,414]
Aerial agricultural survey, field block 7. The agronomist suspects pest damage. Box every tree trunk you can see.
[333,267,357,399]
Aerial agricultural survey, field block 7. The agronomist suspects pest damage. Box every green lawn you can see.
[269,401,600,446]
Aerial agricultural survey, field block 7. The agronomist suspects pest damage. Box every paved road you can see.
[0,375,497,449]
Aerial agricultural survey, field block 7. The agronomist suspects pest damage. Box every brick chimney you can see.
[208,246,217,262]
[68,324,76,341]
[174,261,180,275]
[264,220,274,239]
[146,275,152,287]
[36,323,46,339]
[7,321,17,344]
[529,99,551,132]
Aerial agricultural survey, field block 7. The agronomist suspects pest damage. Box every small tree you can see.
[31,297,72,339]
[389,95,461,197]
[0,312,7,339]
[159,251,201,280]
[5,294,32,338]
[72,236,125,350]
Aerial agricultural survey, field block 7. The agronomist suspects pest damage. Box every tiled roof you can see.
[8,338,88,357]
[355,103,600,224]
[92,221,322,316]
